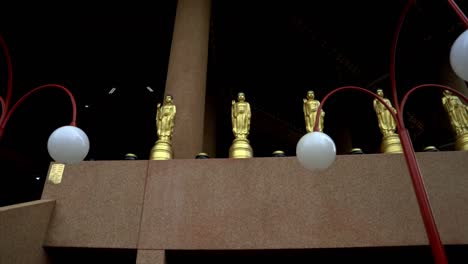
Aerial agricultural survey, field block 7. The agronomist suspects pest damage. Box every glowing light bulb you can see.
[296,132,336,171]
[450,29,468,82]
[47,126,89,164]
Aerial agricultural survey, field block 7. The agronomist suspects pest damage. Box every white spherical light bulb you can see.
[296,131,336,171]
[450,29,468,82]
[47,126,90,164]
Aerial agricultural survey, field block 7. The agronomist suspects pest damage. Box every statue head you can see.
[238,92,246,102]
[165,95,173,104]
[306,90,315,100]
[443,90,452,96]
[376,89,384,97]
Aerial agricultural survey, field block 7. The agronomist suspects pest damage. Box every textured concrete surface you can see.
[136,250,166,264]
[42,161,148,248]
[139,152,468,249]
[39,152,468,250]
[0,200,55,264]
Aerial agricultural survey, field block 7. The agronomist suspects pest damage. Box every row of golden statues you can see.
[150,89,468,159]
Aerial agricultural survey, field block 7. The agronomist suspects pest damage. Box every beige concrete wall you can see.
[40,152,468,250]
[0,200,55,264]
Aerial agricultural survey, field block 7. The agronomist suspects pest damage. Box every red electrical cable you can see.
[0,96,5,123]
[448,0,468,28]
[391,0,468,120]
[400,83,468,118]
[397,127,447,264]
[390,0,415,110]
[0,33,78,141]
[396,83,467,264]
[386,2,468,260]
[312,86,401,132]
[0,34,14,110]
[0,84,77,141]
[313,85,449,264]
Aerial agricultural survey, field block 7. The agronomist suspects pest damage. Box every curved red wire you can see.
[400,83,468,123]
[386,6,468,260]
[391,0,468,111]
[0,84,77,132]
[312,84,449,264]
[0,34,14,110]
[395,83,467,264]
[0,33,78,141]
[397,126,447,264]
[313,86,401,132]
[448,0,468,28]
[390,0,415,110]
[0,96,5,123]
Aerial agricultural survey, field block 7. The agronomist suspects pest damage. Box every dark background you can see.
[43,246,468,263]
[0,0,467,205]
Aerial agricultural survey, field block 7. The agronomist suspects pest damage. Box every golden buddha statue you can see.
[442,90,468,150]
[229,92,253,158]
[156,95,176,141]
[373,89,402,153]
[303,90,325,132]
[374,89,397,137]
[150,95,176,160]
[231,92,251,139]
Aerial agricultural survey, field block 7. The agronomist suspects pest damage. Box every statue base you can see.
[229,138,253,159]
[381,134,403,154]
[150,140,173,160]
[455,133,468,151]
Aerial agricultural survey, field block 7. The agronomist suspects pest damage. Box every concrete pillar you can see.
[136,250,165,264]
[164,0,211,158]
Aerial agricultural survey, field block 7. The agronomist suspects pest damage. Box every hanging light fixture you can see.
[296,131,336,170]
[0,36,89,164]
[449,0,468,81]
[450,29,468,81]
